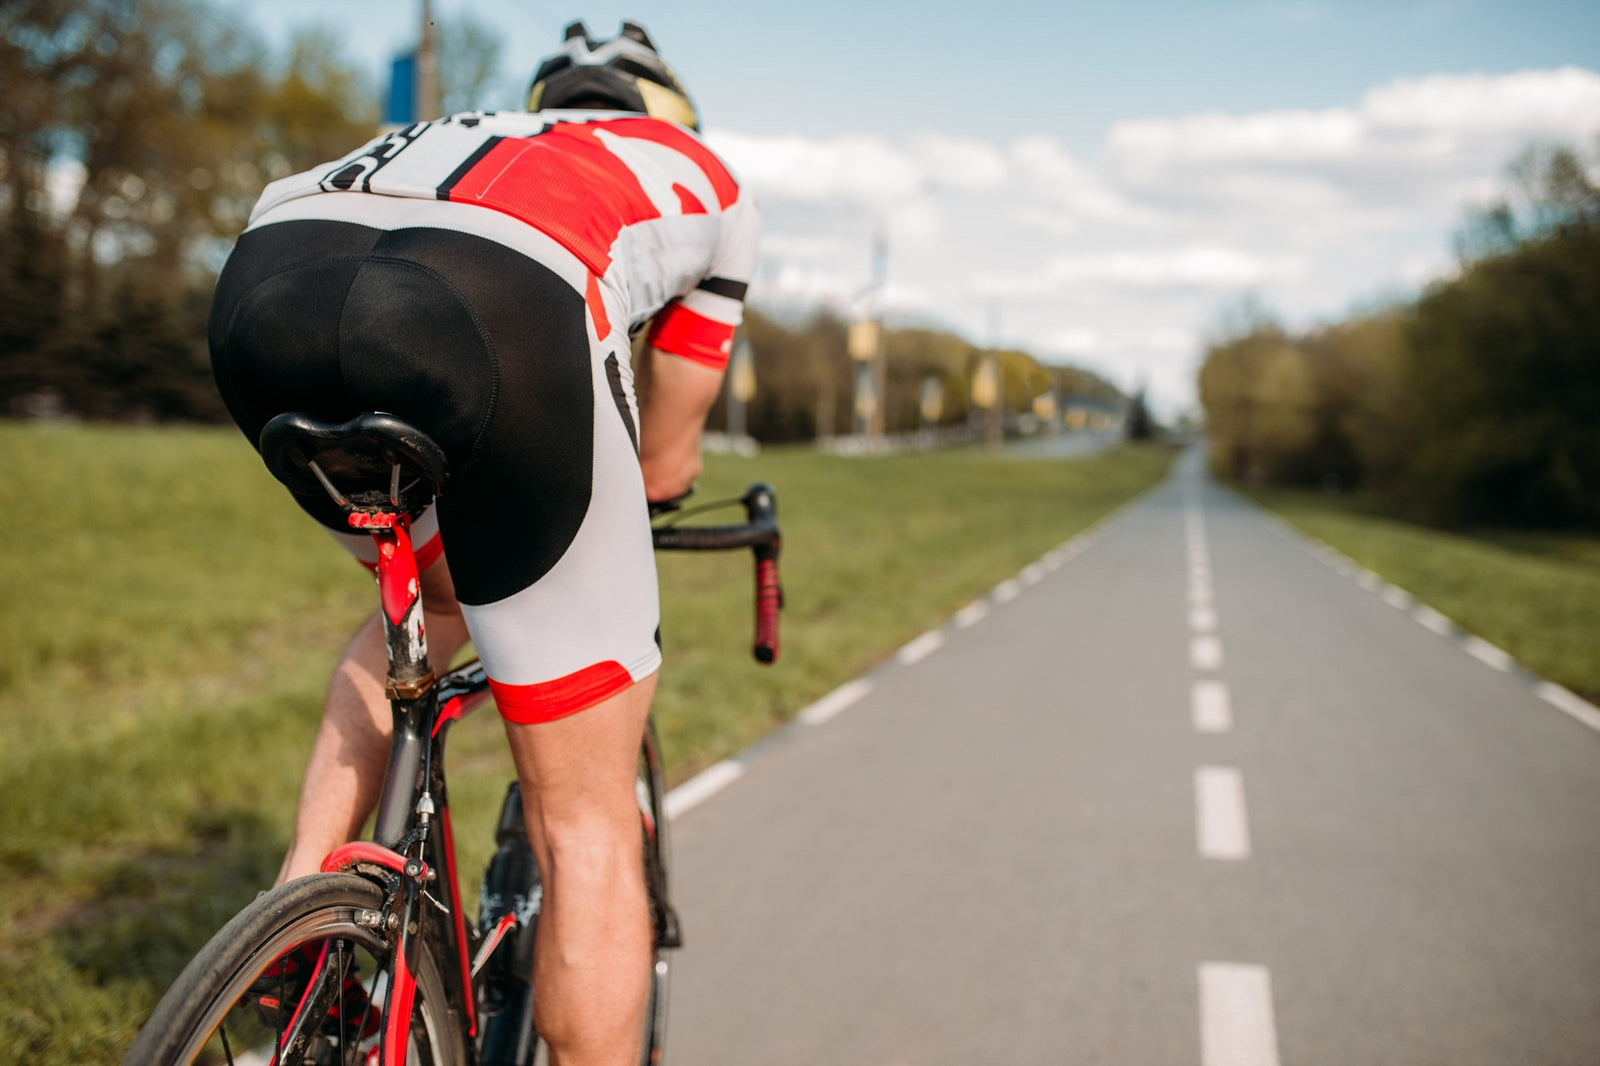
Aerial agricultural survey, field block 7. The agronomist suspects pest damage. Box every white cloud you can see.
[1363,67,1600,135]
[720,67,1600,415]
[1110,108,1365,165]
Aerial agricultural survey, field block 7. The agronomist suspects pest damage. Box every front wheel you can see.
[123,873,466,1066]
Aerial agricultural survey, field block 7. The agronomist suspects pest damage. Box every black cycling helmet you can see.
[527,20,700,130]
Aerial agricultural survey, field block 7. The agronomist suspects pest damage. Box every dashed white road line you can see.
[664,760,746,821]
[1380,584,1413,610]
[954,600,991,628]
[1192,680,1233,734]
[1199,962,1282,1066]
[1191,634,1225,671]
[1412,604,1453,635]
[1461,635,1514,672]
[796,678,873,727]
[1538,682,1600,733]
[1190,605,1219,632]
[1196,766,1252,860]
[896,629,945,665]
[1189,584,1214,606]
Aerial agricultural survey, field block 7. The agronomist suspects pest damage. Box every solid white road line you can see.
[664,760,746,821]
[1356,568,1382,591]
[1412,605,1453,635]
[1019,563,1044,586]
[1189,584,1214,606]
[954,600,991,628]
[1199,962,1282,1066]
[1190,605,1219,632]
[797,678,873,727]
[993,578,1021,603]
[1538,682,1600,734]
[1193,680,1233,734]
[1462,635,1514,672]
[896,629,945,665]
[1191,635,1225,671]
[1196,766,1251,860]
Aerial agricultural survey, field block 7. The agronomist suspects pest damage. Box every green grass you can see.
[0,421,1171,1062]
[1247,486,1600,702]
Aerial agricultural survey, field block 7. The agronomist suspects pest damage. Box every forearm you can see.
[635,345,724,502]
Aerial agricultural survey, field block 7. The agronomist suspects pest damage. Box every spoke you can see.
[276,966,287,1056]
[336,941,348,1066]
[220,1023,235,1066]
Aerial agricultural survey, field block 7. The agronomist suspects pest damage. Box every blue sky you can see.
[227,1,1600,411]
[231,1,1600,146]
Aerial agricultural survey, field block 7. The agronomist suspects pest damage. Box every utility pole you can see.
[869,227,888,439]
[417,0,442,119]
[727,335,755,441]
[985,301,1004,448]
[848,224,889,441]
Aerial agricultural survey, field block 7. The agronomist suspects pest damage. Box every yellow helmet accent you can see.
[636,78,700,130]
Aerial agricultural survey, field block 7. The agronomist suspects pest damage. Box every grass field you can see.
[0,421,1171,1063]
[1248,487,1600,702]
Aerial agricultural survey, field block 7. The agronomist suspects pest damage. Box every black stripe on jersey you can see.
[604,353,638,455]
[437,136,504,200]
[697,276,749,301]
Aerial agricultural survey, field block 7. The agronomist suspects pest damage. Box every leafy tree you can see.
[0,0,375,421]
[1198,138,1599,529]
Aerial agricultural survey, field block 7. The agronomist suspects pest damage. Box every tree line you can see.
[715,309,1124,443]
[1,0,1124,437]
[1198,141,1599,530]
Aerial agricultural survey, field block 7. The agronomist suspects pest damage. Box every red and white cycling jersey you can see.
[251,109,759,370]
[228,110,760,721]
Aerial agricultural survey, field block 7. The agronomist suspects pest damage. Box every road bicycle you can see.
[123,411,782,1066]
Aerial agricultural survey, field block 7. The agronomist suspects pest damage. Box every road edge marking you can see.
[1262,508,1600,738]
[797,677,874,727]
[664,760,746,821]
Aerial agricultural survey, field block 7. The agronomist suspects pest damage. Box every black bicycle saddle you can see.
[259,412,450,517]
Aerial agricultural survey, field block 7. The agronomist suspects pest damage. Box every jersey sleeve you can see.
[645,190,760,371]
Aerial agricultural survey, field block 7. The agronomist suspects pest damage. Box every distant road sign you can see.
[387,54,417,125]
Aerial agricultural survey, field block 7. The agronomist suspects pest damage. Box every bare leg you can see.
[504,676,657,1066]
[276,556,470,883]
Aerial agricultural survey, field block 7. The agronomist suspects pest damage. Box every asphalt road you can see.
[661,447,1600,1065]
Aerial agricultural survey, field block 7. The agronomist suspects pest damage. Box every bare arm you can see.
[635,344,724,503]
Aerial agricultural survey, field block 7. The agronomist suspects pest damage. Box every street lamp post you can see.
[417,0,442,119]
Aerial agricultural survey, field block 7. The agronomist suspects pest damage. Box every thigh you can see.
[501,674,657,845]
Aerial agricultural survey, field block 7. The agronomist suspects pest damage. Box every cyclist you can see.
[207,21,757,1065]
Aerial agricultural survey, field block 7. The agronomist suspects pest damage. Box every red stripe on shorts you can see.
[491,660,636,724]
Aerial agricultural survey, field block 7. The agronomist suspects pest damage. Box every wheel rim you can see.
[170,905,446,1066]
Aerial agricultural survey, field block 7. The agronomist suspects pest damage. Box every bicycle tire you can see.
[124,872,467,1066]
[639,721,673,1065]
